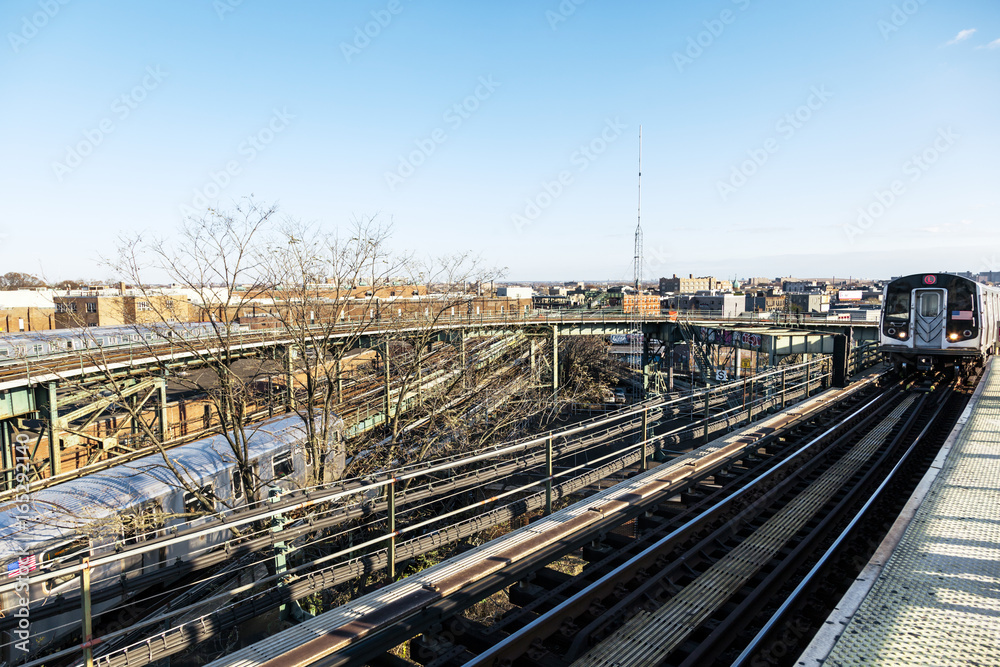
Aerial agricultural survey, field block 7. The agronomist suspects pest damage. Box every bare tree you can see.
[105,199,281,506]
[0,271,46,289]
[260,215,409,484]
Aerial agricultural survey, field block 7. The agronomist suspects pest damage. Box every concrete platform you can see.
[798,358,1000,666]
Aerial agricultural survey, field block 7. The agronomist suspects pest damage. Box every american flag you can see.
[6,555,36,578]
[952,311,974,321]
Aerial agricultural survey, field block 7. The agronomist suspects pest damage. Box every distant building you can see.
[659,274,725,294]
[669,293,745,318]
[0,289,56,332]
[787,293,830,314]
[496,286,533,299]
[53,291,194,328]
[745,294,785,312]
[622,294,660,316]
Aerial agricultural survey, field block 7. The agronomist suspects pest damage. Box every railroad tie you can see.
[572,396,916,666]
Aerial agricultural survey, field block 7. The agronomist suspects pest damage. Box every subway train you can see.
[0,409,344,663]
[0,322,251,362]
[880,273,1000,374]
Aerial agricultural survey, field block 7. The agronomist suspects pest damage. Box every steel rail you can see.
[463,383,899,667]
[731,375,964,666]
[1,360,832,594]
[31,372,879,667]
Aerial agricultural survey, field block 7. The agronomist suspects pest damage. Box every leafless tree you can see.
[103,198,281,507]
[260,215,410,484]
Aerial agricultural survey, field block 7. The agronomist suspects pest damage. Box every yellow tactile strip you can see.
[824,367,1000,667]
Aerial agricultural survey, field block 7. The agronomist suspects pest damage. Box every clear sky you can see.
[1,1,998,283]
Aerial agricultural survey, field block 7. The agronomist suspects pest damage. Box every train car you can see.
[879,272,1000,374]
[0,322,250,363]
[0,409,344,663]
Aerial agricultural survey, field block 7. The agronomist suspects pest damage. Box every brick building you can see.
[54,292,194,328]
[659,274,726,294]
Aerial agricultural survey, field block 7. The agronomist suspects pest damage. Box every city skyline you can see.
[2,1,998,282]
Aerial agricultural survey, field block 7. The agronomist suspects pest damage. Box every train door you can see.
[913,288,946,348]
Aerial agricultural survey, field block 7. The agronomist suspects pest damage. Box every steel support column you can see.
[81,557,93,667]
[158,376,168,442]
[47,382,59,477]
[640,409,648,472]
[551,327,559,398]
[545,436,553,515]
[387,478,397,580]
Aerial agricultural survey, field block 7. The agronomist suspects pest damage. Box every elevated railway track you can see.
[3,360,839,667]
[178,367,977,667]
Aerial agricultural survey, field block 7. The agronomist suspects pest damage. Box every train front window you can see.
[949,281,974,312]
[918,292,941,317]
[885,286,911,320]
[42,538,90,591]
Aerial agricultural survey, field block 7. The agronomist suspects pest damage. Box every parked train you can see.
[0,322,251,362]
[880,273,1000,374]
[0,410,344,663]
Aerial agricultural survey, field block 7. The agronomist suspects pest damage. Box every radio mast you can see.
[630,126,644,372]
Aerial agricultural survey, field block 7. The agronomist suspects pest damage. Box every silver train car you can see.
[0,410,344,663]
[880,272,1000,373]
[0,322,250,362]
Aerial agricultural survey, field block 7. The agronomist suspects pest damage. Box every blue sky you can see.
[1,1,998,283]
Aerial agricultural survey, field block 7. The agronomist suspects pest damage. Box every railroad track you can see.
[418,373,973,667]
[6,361,845,667]
[183,370,884,667]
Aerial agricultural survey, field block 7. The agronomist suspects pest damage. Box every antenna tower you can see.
[629,126,644,370]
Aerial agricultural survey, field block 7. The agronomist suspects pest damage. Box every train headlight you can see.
[964,330,972,337]
[887,327,896,335]
[948,333,959,341]
[898,331,907,339]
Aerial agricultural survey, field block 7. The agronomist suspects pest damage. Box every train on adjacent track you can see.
[880,272,1000,374]
[0,322,252,363]
[0,410,344,664]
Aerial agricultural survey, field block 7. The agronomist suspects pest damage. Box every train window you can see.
[32,344,44,354]
[919,292,941,317]
[231,470,244,499]
[949,281,975,311]
[121,501,164,546]
[884,286,911,319]
[183,485,216,514]
[272,452,294,478]
[42,538,90,591]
